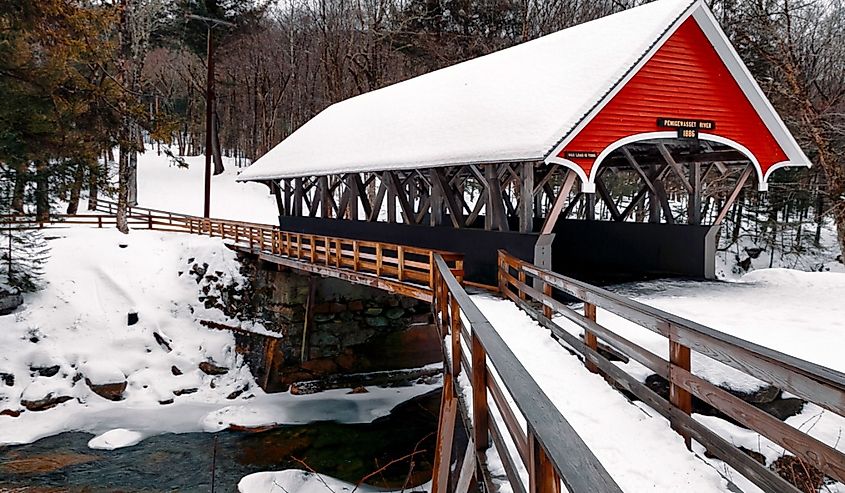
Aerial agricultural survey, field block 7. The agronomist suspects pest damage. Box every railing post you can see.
[528,428,561,493]
[497,251,506,294]
[543,282,553,319]
[375,244,383,276]
[353,241,360,271]
[309,235,316,263]
[147,211,152,229]
[669,326,693,449]
[397,246,405,281]
[450,295,461,375]
[97,216,102,229]
[335,239,341,268]
[249,227,254,249]
[584,303,599,374]
[518,268,527,301]
[428,252,435,289]
[324,236,330,266]
[471,331,489,452]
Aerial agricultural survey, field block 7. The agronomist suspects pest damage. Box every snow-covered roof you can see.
[238,0,698,181]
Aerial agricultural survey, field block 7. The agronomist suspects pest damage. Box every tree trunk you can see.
[116,145,130,234]
[34,161,49,222]
[66,161,86,215]
[88,158,100,211]
[12,162,27,213]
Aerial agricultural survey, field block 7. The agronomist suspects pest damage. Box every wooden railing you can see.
[0,201,463,302]
[430,253,623,493]
[498,250,845,493]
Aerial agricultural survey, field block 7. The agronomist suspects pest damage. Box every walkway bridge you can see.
[8,203,845,493]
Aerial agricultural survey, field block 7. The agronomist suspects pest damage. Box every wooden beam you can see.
[595,174,623,222]
[623,148,674,223]
[657,143,693,193]
[431,168,464,228]
[485,165,509,232]
[519,162,535,233]
[688,162,702,225]
[540,171,576,235]
[712,165,754,227]
[293,177,303,216]
[384,171,415,224]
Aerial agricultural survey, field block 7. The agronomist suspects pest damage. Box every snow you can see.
[0,228,439,447]
[470,294,733,492]
[466,265,845,492]
[87,428,144,450]
[238,0,696,181]
[238,469,429,493]
[605,268,845,381]
[135,147,278,223]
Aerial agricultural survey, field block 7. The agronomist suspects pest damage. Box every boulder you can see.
[756,398,805,421]
[21,393,73,411]
[0,372,14,386]
[31,365,60,378]
[199,361,229,376]
[0,289,23,315]
[86,378,127,401]
[170,365,183,376]
[173,388,198,396]
[728,385,780,404]
[153,332,172,352]
[0,409,22,417]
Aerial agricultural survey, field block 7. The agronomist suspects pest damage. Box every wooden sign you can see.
[656,117,715,140]
[563,151,598,159]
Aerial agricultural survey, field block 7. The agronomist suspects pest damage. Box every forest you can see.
[1,0,843,283]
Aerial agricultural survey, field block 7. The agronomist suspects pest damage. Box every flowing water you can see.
[0,389,440,493]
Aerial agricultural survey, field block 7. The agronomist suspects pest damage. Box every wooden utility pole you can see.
[187,14,235,218]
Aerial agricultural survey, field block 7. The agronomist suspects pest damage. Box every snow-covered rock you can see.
[238,469,428,493]
[87,428,144,450]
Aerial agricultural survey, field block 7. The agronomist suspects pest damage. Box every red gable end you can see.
[557,17,789,181]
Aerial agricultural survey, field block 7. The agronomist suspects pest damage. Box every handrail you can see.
[431,253,622,493]
[498,250,845,493]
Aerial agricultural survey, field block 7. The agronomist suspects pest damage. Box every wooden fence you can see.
[430,253,623,493]
[498,250,845,493]
[0,202,463,302]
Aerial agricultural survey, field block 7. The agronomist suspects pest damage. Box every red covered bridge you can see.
[238,0,809,285]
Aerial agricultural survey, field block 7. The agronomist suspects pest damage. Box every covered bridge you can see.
[238,0,809,285]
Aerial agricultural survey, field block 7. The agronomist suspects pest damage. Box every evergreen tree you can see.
[0,176,50,292]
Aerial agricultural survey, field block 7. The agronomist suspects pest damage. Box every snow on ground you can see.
[606,268,845,383]
[715,218,844,279]
[470,294,732,492]
[238,469,429,493]
[0,228,439,447]
[135,147,278,224]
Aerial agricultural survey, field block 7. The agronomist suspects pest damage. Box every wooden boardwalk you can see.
[6,203,845,493]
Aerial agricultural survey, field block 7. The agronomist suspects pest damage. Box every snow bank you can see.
[87,428,144,450]
[608,269,845,378]
[238,469,429,493]
[0,228,437,447]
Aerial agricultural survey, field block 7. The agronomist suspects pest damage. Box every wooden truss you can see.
[267,142,757,233]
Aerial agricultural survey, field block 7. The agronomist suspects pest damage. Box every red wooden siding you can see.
[558,17,788,180]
